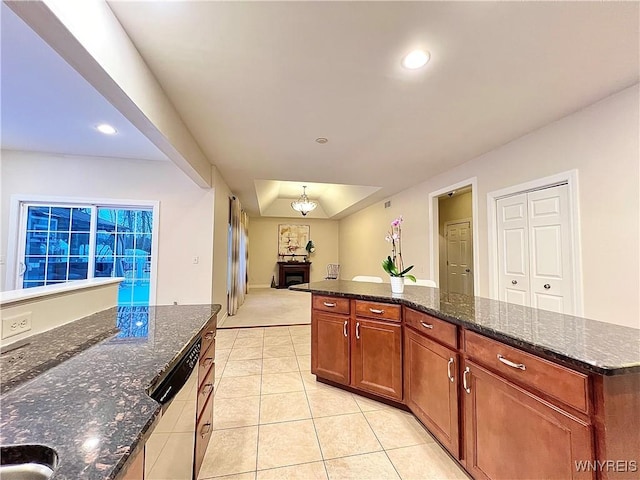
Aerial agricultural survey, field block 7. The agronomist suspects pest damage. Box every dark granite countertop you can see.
[0,304,220,480]
[291,280,640,376]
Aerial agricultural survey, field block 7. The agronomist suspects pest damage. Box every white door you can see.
[527,185,573,314]
[497,193,531,306]
[496,184,574,315]
[446,221,474,296]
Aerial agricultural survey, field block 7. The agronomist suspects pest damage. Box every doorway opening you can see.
[428,178,479,296]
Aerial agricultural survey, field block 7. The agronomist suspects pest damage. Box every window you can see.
[12,199,157,306]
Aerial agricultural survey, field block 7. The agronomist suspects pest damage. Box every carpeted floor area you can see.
[218,287,311,329]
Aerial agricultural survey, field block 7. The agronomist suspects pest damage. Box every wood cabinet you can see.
[311,298,636,480]
[194,317,216,479]
[352,318,402,401]
[462,360,594,480]
[311,295,402,401]
[404,327,459,456]
[311,311,350,385]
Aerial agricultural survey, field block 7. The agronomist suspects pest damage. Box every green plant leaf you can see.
[405,274,416,282]
[399,265,414,276]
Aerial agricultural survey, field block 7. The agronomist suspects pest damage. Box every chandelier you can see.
[291,186,317,216]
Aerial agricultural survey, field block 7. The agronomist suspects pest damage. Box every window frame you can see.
[6,194,160,305]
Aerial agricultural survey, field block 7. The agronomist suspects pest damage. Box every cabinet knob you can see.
[511,280,518,285]
[544,284,551,290]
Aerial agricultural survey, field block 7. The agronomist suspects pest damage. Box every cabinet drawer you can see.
[465,330,589,413]
[198,341,215,389]
[197,363,214,419]
[313,295,350,315]
[201,317,216,356]
[404,308,457,349]
[355,300,401,322]
[194,392,214,478]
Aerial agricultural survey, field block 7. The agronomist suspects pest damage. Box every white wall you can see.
[0,150,216,305]
[339,85,639,328]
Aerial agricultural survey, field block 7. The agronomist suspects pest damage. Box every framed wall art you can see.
[278,224,310,256]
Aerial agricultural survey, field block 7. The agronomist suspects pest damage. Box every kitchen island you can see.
[0,304,220,480]
[292,280,640,480]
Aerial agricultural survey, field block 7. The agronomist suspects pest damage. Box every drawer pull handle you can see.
[343,320,348,338]
[497,354,526,371]
[201,383,213,395]
[200,422,212,437]
[544,284,551,290]
[420,321,434,329]
[204,332,214,340]
[356,322,361,340]
[447,358,455,382]
[203,358,214,368]
[463,366,471,394]
[323,302,337,307]
[369,308,384,314]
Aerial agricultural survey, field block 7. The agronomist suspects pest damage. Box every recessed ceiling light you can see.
[96,123,117,135]
[402,50,430,70]
[315,137,328,144]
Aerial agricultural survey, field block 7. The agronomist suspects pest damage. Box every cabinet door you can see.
[351,318,402,401]
[404,329,459,457]
[463,361,594,480]
[312,311,350,385]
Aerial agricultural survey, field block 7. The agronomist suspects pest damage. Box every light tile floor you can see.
[196,325,469,480]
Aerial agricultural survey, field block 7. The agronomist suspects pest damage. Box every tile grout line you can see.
[300,362,331,479]
[359,406,405,480]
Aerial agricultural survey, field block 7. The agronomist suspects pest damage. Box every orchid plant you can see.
[382,215,416,281]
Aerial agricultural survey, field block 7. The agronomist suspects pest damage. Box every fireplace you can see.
[277,261,311,288]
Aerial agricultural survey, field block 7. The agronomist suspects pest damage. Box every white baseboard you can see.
[248,284,271,289]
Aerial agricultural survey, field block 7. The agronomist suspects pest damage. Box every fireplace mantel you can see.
[277,261,311,288]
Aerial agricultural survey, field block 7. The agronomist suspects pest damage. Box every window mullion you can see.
[88,205,98,279]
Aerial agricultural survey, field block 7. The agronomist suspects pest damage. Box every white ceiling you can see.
[0,2,167,162]
[2,2,638,219]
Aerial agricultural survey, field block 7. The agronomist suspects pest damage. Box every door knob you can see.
[511,280,517,285]
[544,284,551,290]
[465,269,471,273]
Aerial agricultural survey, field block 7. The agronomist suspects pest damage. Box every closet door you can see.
[527,185,573,314]
[497,185,574,315]
[497,193,531,307]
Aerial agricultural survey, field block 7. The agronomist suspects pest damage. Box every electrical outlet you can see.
[1,312,32,339]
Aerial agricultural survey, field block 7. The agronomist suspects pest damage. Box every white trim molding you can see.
[428,177,479,294]
[486,169,584,316]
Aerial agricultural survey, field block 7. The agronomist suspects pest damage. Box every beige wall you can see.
[0,150,217,305]
[248,217,339,287]
[339,85,639,328]
[438,192,473,290]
